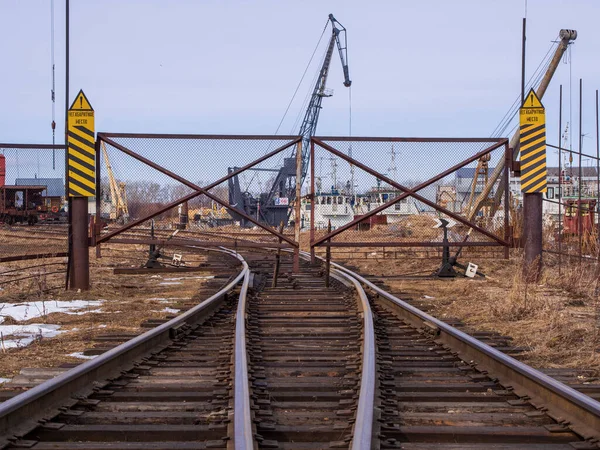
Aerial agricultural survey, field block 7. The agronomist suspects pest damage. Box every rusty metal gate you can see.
[94,133,301,251]
[309,137,511,260]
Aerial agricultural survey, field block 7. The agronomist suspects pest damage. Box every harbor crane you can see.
[101,142,129,223]
[465,29,577,220]
[228,14,351,227]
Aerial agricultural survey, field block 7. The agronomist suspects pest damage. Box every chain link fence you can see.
[0,144,68,299]
[540,144,600,267]
[309,137,511,260]
[95,134,302,260]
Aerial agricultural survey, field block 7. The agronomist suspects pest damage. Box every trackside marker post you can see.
[520,89,546,281]
[67,90,95,290]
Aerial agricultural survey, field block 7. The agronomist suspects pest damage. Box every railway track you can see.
[242,253,374,449]
[1,247,600,449]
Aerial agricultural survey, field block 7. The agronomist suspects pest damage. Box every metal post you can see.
[504,143,510,259]
[521,18,526,106]
[310,140,316,264]
[579,79,583,259]
[272,221,284,288]
[293,142,302,273]
[95,138,101,258]
[558,85,563,275]
[65,0,71,289]
[325,220,331,288]
[523,193,543,281]
[596,89,599,258]
[70,196,90,290]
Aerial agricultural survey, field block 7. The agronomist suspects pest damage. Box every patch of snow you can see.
[160,276,213,282]
[0,378,11,385]
[0,324,63,349]
[0,300,103,322]
[98,324,107,328]
[423,295,435,299]
[159,282,183,286]
[68,352,98,360]
[162,307,180,314]
[148,297,186,303]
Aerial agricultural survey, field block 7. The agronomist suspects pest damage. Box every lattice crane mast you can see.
[228,14,351,227]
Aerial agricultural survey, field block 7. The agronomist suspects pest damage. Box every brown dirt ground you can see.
[341,250,600,372]
[0,241,224,379]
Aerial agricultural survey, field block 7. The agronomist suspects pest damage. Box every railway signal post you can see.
[67,90,95,290]
[520,89,547,281]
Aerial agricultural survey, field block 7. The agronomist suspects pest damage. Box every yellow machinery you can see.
[101,142,129,223]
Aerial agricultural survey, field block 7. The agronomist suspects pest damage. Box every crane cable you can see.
[51,0,56,170]
[275,19,329,138]
[348,84,354,196]
[490,36,558,138]
[243,19,329,192]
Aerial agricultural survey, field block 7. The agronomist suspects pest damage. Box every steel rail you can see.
[331,260,600,440]
[294,250,376,449]
[0,249,248,447]
[232,253,254,449]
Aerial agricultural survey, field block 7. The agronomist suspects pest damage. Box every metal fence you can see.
[309,137,511,260]
[541,143,600,265]
[0,144,68,298]
[94,134,302,255]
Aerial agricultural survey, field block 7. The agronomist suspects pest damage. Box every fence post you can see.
[310,140,316,264]
[272,221,284,288]
[504,143,511,259]
[293,141,302,273]
[70,197,90,290]
[325,220,331,288]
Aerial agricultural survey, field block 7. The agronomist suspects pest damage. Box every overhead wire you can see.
[490,36,558,138]
[274,19,329,138]
[243,20,330,192]
[51,0,56,170]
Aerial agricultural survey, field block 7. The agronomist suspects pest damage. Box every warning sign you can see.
[519,89,547,194]
[67,90,95,197]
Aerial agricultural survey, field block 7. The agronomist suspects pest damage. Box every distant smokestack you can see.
[0,154,5,187]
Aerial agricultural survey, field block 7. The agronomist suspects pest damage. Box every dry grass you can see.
[0,241,220,378]
[342,250,600,371]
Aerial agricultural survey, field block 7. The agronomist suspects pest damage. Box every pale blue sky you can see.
[1,0,599,182]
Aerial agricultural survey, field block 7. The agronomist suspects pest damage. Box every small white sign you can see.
[275,197,289,206]
[433,218,457,229]
[465,262,478,278]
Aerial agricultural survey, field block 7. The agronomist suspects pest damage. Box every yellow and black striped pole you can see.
[67,90,95,197]
[520,88,545,281]
[67,90,94,290]
[520,90,547,193]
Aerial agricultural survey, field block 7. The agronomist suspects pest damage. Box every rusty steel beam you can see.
[313,136,506,143]
[321,241,503,248]
[311,138,509,247]
[97,133,300,140]
[96,135,301,247]
[107,238,293,249]
[0,253,69,263]
[0,144,66,149]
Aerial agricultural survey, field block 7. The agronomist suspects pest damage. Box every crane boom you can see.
[101,141,129,223]
[228,14,351,227]
[465,29,577,221]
